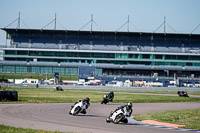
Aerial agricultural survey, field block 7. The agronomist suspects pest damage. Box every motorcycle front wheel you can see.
[73,106,81,115]
[101,99,108,104]
[106,117,111,123]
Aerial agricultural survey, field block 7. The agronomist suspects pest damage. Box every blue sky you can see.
[0,0,200,44]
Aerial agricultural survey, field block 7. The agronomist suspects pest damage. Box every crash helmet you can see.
[127,102,132,109]
[84,97,90,103]
[110,91,114,94]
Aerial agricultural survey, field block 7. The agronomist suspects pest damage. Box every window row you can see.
[5,50,200,61]
[0,66,78,75]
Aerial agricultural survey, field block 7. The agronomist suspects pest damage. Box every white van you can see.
[22,79,39,85]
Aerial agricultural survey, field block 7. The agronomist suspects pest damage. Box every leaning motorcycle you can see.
[101,94,114,104]
[177,91,189,97]
[106,107,130,124]
[69,101,87,115]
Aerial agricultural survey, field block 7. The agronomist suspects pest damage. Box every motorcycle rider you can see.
[107,102,133,123]
[80,97,90,114]
[113,102,132,117]
[106,91,114,101]
[70,97,90,115]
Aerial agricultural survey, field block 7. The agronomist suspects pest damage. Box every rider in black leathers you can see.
[106,91,114,102]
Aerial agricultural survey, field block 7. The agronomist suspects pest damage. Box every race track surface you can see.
[0,102,200,133]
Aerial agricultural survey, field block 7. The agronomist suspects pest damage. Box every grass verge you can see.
[134,108,200,130]
[0,124,63,133]
[1,87,200,103]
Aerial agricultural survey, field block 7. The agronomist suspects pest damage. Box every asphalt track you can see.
[0,102,200,133]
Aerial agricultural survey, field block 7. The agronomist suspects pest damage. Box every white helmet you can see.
[127,102,132,108]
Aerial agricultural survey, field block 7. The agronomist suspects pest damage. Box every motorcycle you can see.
[101,94,112,104]
[69,101,87,115]
[106,106,131,124]
[101,92,114,104]
[177,91,189,97]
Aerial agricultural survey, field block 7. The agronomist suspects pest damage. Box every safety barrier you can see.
[0,91,18,101]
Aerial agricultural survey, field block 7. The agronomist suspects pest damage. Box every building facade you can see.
[1,28,200,79]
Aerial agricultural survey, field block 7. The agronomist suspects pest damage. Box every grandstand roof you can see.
[2,28,200,48]
[2,28,200,38]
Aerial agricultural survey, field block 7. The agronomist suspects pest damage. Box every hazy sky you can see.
[0,0,200,44]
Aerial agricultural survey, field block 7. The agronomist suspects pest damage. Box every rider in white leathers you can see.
[114,102,132,117]
[69,97,90,115]
[107,103,133,124]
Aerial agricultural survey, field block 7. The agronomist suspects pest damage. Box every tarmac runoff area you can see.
[0,102,200,133]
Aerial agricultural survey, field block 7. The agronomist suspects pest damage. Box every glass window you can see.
[95,69,102,76]
[16,66,27,73]
[142,54,150,59]
[115,53,120,58]
[17,50,28,55]
[5,50,16,55]
[186,63,192,66]
[115,53,128,59]
[103,53,115,58]
[165,55,177,60]
[177,55,188,60]
[91,53,102,58]
[155,55,163,59]
[65,68,78,75]
[32,67,40,73]
[67,52,78,57]
[79,52,90,57]
[190,56,200,61]
[42,51,54,56]
[55,52,65,57]
[192,63,200,66]
[41,67,52,74]
[121,53,128,59]
[3,66,15,73]
[29,51,35,56]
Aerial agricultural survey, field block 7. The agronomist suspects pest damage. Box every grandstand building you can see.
[0,28,200,80]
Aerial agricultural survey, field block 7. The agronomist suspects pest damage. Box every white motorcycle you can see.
[69,101,87,115]
[106,106,131,124]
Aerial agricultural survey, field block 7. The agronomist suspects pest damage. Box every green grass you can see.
[63,89,200,95]
[1,87,200,103]
[0,73,78,80]
[134,108,200,130]
[0,124,63,133]
[113,90,200,95]
[1,87,200,131]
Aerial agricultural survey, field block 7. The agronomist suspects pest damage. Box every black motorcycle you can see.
[177,91,189,97]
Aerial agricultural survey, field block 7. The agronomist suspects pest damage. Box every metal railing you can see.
[1,44,200,54]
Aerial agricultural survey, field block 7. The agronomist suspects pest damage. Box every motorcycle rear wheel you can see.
[122,118,128,123]
[114,113,124,124]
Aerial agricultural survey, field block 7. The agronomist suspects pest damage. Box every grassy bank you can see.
[134,108,200,130]
[1,87,200,103]
[0,124,63,133]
